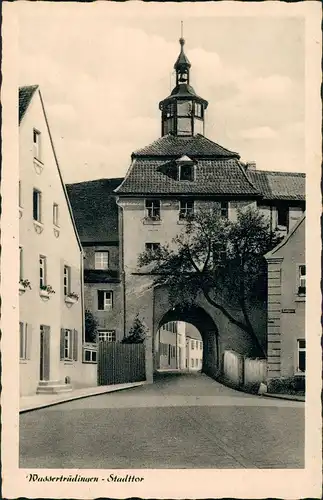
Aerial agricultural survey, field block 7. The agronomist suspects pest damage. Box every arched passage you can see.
[154,304,220,379]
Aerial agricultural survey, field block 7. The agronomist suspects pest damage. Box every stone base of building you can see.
[36,380,73,395]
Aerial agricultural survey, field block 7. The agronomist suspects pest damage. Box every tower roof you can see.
[174,37,191,70]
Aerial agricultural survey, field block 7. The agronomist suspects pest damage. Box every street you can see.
[20,373,304,469]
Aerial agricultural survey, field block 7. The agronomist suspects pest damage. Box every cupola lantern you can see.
[159,31,208,138]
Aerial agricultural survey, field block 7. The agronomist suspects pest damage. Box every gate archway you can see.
[154,304,220,379]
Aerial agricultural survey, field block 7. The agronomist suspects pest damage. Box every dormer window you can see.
[176,155,195,181]
[179,164,194,181]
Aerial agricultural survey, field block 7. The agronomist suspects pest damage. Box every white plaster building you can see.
[18,85,94,396]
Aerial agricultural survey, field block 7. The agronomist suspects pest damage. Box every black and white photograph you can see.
[1,1,322,499]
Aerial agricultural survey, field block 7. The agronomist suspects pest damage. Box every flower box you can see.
[40,289,50,299]
[65,296,78,305]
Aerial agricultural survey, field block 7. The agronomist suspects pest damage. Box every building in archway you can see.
[68,36,305,384]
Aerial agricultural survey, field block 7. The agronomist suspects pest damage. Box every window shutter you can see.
[98,290,104,310]
[26,323,32,360]
[60,328,65,360]
[73,329,78,361]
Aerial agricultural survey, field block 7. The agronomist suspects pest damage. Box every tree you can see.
[138,207,282,357]
[121,315,147,344]
[85,310,98,343]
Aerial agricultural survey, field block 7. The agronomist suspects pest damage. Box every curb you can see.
[262,392,305,403]
[20,381,147,414]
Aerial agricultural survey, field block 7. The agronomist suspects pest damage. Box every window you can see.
[179,165,194,181]
[83,348,97,363]
[220,202,229,219]
[33,189,42,222]
[97,290,113,310]
[19,181,22,207]
[19,247,23,280]
[297,339,306,372]
[145,243,161,253]
[195,102,203,118]
[196,340,198,349]
[191,340,194,350]
[95,251,109,270]
[191,358,194,367]
[19,322,28,360]
[277,204,289,227]
[63,265,71,296]
[39,255,47,288]
[298,265,306,295]
[33,129,41,160]
[200,342,203,350]
[64,329,73,360]
[145,200,160,220]
[179,200,194,219]
[53,203,59,226]
[98,330,116,342]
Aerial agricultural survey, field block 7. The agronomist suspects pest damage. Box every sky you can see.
[18,5,305,184]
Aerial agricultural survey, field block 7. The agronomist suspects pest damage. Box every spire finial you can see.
[179,21,185,46]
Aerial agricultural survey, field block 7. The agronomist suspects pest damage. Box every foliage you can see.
[85,309,98,343]
[40,284,55,294]
[138,207,282,356]
[20,279,31,290]
[67,291,79,301]
[121,315,147,344]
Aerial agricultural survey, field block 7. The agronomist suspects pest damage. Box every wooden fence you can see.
[97,342,146,386]
[223,349,267,388]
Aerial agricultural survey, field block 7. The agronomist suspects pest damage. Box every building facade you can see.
[19,86,90,396]
[67,37,305,384]
[265,215,305,392]
[185,324,203,371]
[66,179,124,346]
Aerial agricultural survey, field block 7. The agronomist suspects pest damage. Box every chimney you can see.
[246,161,256,171]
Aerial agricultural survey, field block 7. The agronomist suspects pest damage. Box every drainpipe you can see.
[80,248,85,345]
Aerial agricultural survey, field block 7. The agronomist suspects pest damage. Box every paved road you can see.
[20,372,304,469]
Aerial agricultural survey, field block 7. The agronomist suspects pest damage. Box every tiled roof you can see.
[132,134,240,159]
[115,158,260,196]
[247,170,305,201]
[19,85,38,123]
[66,178,123,243]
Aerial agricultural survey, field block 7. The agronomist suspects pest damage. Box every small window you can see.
[277,204,289,228]
[179,165,194,181]
[179,200,194,220]
[19,181,22,208]
[191,340,194,350]
[220,202,229,219]
[19,247,23,281]
[297,339,306,372]
[200,342,203,350]
[63,265,71,296]
[19,322,28,360]
[298,265,306,295]
[53,203,59,226]
[83,348,97,363]
[33,129,41,160]
[196,340,198,349]
[33,189,42,222]
[145,243,161,253]
[39,255,47,288]
[95,251,109,270]
[97,290,113,311]
[64,329,73,360]
[97,330,116,342]
[191,358,194,367]
[145,200,160,220]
